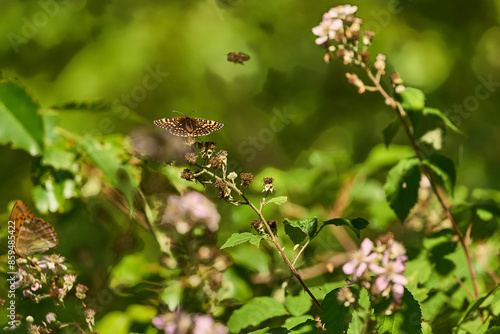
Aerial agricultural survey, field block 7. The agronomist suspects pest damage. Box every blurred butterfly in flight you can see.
[227,52,250,65]
[10,200,59,258]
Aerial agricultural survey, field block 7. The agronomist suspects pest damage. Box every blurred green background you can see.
[1,0,499,190]
[0,0,499,332]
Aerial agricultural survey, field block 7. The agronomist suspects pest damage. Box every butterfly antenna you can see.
[172,110,186,116]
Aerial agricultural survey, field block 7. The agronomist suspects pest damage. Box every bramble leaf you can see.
[423,107,463,134]
[382,117,401,147]
[421,154,456,195]
[321,288,352,334]
[221,232,265,249]
[265,196,288,206]
[395,87,425,111]
[384,157,421,223]
[284,217,318,244]
[322,217,369,239]
[376,288,422,334]
[0,80,44,155]
[227,297,287,333]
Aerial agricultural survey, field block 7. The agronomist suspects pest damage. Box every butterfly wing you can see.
[10,201,58,258]
[154,117,191,137]
[191,118,224,136]
[10,200,36,246]
[14,218,59,258]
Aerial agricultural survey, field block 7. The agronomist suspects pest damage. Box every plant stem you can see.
[363,66,480,298]
[225,181,322,310]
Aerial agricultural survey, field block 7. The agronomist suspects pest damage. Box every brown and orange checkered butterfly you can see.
[153,114,224,137]
[10,200,59,258]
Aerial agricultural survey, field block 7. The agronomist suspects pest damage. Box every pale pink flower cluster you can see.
[152,311,228,334]
[312,5,359,45]
[343,236,408,304]
[162,191,221,234]
[312,5,379,66]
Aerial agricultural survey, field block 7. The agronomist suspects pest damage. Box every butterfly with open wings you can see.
[153,114,224,137]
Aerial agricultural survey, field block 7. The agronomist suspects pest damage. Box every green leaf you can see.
[382,117,401,147]
[384,157,421,223]
[221,232,264,249]
[423,107,463,134]
[286,317,318,333]
[347,307,364,334]
[160,280,183,311]
[322,217,369,239]
[421,291,449,322]
[309,282,346,301]
[376,288,422,334]
[395,87,425,111]
[321,288,352,334]
[285,292,313,316]
[265,196,288,206]
[457,285,500,326]
[421,154,456,195]
[227,297,287,333]
[95,311,131,334]
[283,217,318,244]
[0,80,44,155]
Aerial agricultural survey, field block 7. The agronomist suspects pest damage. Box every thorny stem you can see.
[198,169,321,310]
[234,186,322,310]
[363,64,480,299]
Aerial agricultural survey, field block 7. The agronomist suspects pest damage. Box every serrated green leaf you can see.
[384,157,421,223]
[322,217,369,239]
[0,80,44,155]
[347,307,364,334]
[421,154,456,195]
[227,297,287,333]
[382,117,401,147]
[221,232,264,249]
[321,288,352,334]
[376,288,422,334]
[283,217,318,244]
[395,87,425,111]
[285,292,313,316]
[423,107,463,134]
[265,196,288,205]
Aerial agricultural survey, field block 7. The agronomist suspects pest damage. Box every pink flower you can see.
[342,238,377,280]
[31,282,42,291]
[343,234,409,305]
[328,5,358,18]
[371,255,408,303]
[312,17,343,45]
[162,191,221,233]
